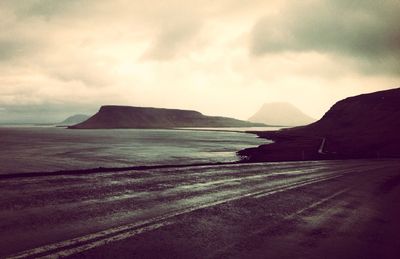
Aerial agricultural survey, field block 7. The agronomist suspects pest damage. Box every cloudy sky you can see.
[0,0,399,123]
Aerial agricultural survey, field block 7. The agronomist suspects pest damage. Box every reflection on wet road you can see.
[1,159,400,258]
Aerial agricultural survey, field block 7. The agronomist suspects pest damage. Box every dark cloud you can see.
[3,0,89,19]
[251,0,400,75]
[0,38,40,62]
[0,41,24,61]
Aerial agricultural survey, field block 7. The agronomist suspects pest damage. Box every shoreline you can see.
[2,157,398,180]
[0,161,242,179]
[239,129,400,162]
[2,126,393,179]
[0,126,271,178]
[240,129,355,162]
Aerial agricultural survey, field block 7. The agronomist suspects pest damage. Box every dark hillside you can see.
[239,88,400,161]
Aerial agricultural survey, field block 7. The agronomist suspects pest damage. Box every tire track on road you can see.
[8,171,351,259]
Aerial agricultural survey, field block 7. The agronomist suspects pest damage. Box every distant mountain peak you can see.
[249,102,315,126]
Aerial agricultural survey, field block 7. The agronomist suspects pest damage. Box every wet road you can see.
[1,159,400,258]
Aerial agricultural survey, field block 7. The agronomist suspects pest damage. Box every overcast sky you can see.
[0,0,399,122]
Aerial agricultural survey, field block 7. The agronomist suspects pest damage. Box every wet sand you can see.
[1,159,400,258]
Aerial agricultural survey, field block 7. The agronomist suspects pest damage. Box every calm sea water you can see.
[0,126,271,174]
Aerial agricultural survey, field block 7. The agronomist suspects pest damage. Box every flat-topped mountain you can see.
[240,88,400,161]
[249,102,315,126]
[58,114,90,126]
[69,105,265,129]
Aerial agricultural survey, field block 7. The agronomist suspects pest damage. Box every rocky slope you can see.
[70,106,265,129]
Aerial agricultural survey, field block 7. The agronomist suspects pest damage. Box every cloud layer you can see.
[251,0,400,75]
[0,0,398,122]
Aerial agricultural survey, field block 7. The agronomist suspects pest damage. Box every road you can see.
[1,159,400,258]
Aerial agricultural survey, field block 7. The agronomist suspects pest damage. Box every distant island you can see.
[248,102,315,126]
[58,114,90,126]
[69,105,265,129]
[240,87,400,161]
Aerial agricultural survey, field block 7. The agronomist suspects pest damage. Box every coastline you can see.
[0,126,273,179]
[239,129,400,162]
[2,126,392,179]
[0,127,266,178]
[5,125,395,178]
[0,161,241,180]
[238,130,326,162]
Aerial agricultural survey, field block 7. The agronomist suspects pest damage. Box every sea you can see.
[0,126,278,175]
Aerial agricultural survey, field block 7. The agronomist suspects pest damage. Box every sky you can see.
[0,0,399,123]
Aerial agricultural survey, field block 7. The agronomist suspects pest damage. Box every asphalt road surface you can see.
[1,159,400,258]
